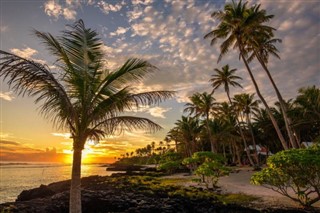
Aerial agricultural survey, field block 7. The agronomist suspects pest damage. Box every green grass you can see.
[218,193,260,205]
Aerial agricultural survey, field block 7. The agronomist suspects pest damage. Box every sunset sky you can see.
[0,0,319,164]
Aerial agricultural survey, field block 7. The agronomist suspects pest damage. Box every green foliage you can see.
[251,147,320,207]
[183,152,230,189]
[194,161,230,189]
[158,161,181,174]
[218,193,259,205]
[157,151,183,174]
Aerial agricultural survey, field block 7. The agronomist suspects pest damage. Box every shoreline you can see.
[1,169,319,212]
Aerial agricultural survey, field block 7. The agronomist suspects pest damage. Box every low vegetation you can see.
[251,146,320,207]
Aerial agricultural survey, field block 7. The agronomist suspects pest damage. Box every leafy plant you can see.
[251,146,320,207]
[194,161,230,189]
[157,151,183,174]
[183,152,230,189]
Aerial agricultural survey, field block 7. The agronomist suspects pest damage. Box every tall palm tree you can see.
[246,20,298,148]
[184,92,218,152]
[233,93,261,164]
[209,64,256,165]
[216,102,242,164]
[0,20,174,213]
[293,86,320,143]
[175,116,202,157]
[204,0,288,150]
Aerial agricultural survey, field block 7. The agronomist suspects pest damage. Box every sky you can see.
[0,0,319,164]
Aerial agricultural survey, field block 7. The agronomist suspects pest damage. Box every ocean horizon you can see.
[0,162,117,203]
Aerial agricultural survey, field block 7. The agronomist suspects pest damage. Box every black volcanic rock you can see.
[17,184,55,201]
[1,174,318,213]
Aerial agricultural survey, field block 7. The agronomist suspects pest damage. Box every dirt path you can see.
[164,167,320,209]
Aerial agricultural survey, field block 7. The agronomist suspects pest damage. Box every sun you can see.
[62,145,95,165]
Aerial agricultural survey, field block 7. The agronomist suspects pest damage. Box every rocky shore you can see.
[0,173,317,213]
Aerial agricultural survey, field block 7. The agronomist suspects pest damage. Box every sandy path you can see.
[163,167,320,209]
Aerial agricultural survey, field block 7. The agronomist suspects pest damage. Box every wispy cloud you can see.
[10,47,37,59]
[44,0,62,19]
[147,107,171,118]
[0,91,14,101]
[63,7,77,20]
[97,1,124,14]
[52,133,72,139]
[44,0,77,20]
[110,27,129,37]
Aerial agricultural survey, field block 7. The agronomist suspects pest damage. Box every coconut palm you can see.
[233,93,261,164]
[215,102,242,164]
[209,64,256,165]
[246,20,298,149]
[0,20,174,213]
[210,64,242,101]
[174,116,202,157]
[293,86,320,143]
[204,0,288,150]
[184,92,218,152]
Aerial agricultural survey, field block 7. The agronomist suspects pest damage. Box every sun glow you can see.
[62,142,107,164]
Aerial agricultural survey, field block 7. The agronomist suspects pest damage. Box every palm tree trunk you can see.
[246,113,259,165]
[238,44,288,150]
[256,53,298,148]
[70,147,83,213]
[206,116,217,153]
[226,93,254,166]
[234,142,242,165]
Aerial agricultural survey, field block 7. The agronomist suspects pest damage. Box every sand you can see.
[163,167,320,209]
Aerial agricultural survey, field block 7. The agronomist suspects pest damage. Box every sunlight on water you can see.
[0,163,116,203]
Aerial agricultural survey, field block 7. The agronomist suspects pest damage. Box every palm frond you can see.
[0,50,75,131]
[94,116,162,135]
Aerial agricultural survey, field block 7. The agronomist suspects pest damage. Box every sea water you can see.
[0,163,117,203]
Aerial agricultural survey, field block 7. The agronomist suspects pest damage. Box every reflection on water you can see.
[0,163,115,203]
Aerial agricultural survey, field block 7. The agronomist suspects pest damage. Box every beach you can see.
[164,167,320,209]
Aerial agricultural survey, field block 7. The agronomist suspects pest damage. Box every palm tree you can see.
[209,64,256,165]
[216,102,242,165]
[210,64,242,102]
[175,116,202,157]
[293,86,320,143]
[184,92,218,152]
[204,0,288,150]
[0,20,174,213]
[246,17,298,149]
[233,93,261,164]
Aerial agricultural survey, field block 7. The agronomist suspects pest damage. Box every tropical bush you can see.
[251,146,320,207]
[157,151,183,174]
[183,151,230,189]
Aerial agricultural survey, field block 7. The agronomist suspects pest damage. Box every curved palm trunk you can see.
[238,43,288,150]
[70,147,83,213]
[206,115,217,153]
[246,113,259,165]
[226,93,254,166]
[255,53,298,148]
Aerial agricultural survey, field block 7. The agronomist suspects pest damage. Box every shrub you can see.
[158,161,181,174]
[194,161,230,189]
[183,152,230,189]
[251,147,320,207]
[158,151,183,174]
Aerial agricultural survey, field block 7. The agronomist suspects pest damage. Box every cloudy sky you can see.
[0,0,319,163]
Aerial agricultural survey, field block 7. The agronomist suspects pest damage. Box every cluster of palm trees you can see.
[165,1,319,166]
[204,0,298,150]
[166,81,319,166]
[134,141,171,157]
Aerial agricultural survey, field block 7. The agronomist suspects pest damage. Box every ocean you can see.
[0,163,118,203]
